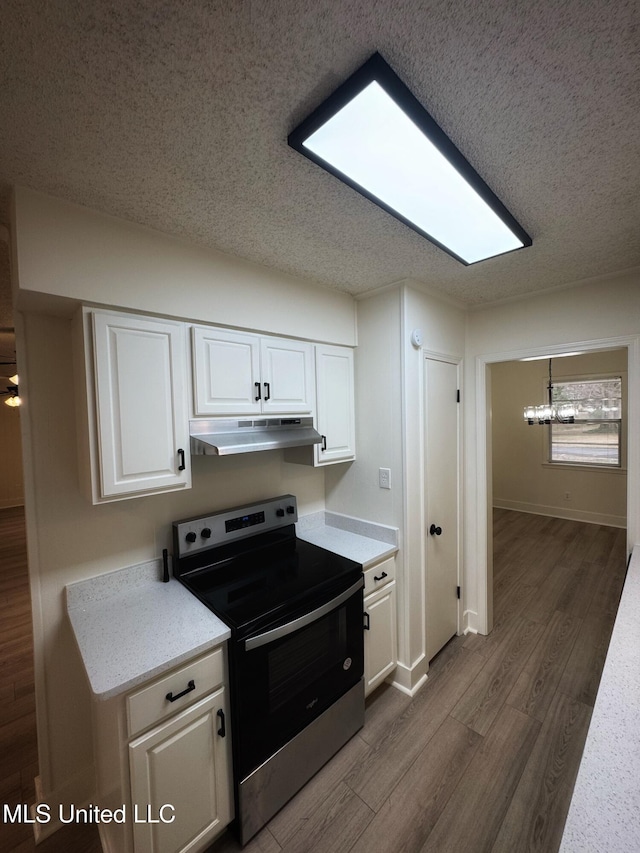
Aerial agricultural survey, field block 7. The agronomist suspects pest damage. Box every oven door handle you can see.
[244,576,364,651]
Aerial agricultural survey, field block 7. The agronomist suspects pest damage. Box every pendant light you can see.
[523,359,575,425]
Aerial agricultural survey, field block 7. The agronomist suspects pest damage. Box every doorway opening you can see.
[489,348,627,631]
[476,335,639,637]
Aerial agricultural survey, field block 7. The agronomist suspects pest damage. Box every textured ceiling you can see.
[0,0,639,308]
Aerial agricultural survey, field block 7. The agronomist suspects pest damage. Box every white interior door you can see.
[424,356,460,660]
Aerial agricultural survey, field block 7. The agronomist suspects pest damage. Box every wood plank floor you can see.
[212,510,627,853]
[0,508,627,853]
[0,506,102,853]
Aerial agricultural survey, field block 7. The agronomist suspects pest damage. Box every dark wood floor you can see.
[1,508,627,853]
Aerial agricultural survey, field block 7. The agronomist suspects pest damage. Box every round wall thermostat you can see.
[410,329,423,347]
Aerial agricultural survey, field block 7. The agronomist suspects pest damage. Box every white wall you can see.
[325,288,404,526]
[326,283,466,694]
[492,351,627,527]
[12,190,357,816]
[465,271,640,635]
[400,285,465,688]
[0,401,23,507]
[13,187,357,347]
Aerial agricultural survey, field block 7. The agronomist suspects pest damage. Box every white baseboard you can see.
[31,769,97,844]
[390,656,428,697]
[494,499,626,529]
[464,609,478,635]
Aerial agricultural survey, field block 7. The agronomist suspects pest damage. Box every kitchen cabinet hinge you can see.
[456,389,460,403]
[457,585,461,599]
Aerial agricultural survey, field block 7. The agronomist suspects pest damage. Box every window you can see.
[550,376,622,467]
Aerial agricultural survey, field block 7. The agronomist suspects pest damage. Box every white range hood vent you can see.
[189,417,322,456]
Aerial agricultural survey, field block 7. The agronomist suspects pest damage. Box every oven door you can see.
[231,575,364,780]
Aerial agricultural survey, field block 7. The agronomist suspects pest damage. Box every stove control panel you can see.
[173,494,298,557]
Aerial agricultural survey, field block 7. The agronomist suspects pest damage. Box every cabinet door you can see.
[92,311,191,499]
[260,337,315,415]
[192,327,261,416]
[129,688,232,853]
[364,582,397,697]
[315,345,356,465]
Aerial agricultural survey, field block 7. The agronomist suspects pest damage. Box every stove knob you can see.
[185,531,197,543]
[286,505,295,514]
[276,508,285,517]
[201,527,212,538]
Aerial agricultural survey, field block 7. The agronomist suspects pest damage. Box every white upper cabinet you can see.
[192,327,261,416]
[192,326,315,417]
[314,344,356,465]
[88,310,191,501]
[259,336,314,415]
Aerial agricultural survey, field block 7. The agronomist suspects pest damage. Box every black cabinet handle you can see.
[321,435,327,452]
[363,612,370,630]
[374,571,388,582]
[217,708,226,737]
[263,382,271,401]
[429,524,442,536]
[255,381,262,401]
[166,679,195,703]
[178,448,186,471]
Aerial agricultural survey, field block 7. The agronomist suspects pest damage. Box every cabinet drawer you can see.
[127,647,225,737]
[363,556,396,596]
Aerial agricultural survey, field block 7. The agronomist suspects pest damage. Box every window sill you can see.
[542,462,627,474]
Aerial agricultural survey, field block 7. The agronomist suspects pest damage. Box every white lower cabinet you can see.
[363,557,397,696]
[93,647,233,853]
[129,689,232,853]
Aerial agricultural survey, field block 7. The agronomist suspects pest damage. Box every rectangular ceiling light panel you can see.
[288,53,531,265]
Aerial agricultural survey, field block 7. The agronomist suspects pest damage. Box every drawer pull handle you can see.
[255,381,262,401]
[363,612,370,630]
[217,708,226,737]
[263,382,271,402]
[374,571,388,582]
[166,679,196,703]
[177,448,186,471]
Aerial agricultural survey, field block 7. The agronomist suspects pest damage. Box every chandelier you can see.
[523,359,575,425]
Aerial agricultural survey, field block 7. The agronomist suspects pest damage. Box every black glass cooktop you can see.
[175,528,362,639]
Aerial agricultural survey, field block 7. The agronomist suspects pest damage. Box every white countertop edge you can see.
[83,634,231,701]
[559,544,640,852]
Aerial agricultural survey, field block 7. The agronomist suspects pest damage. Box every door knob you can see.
[429,524,442,536]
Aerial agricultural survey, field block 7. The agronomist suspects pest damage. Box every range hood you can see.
[190,417,322,456]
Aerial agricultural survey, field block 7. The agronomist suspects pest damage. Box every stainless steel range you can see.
[172,495,365,845]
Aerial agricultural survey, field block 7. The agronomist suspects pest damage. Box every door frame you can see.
[475,334,640,636]
[422,350,463,650]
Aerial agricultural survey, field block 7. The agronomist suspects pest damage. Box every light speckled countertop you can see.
[560,545,640,852]
[67,511,397,701]
[67,559,230,701]
[296,510,398,567]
